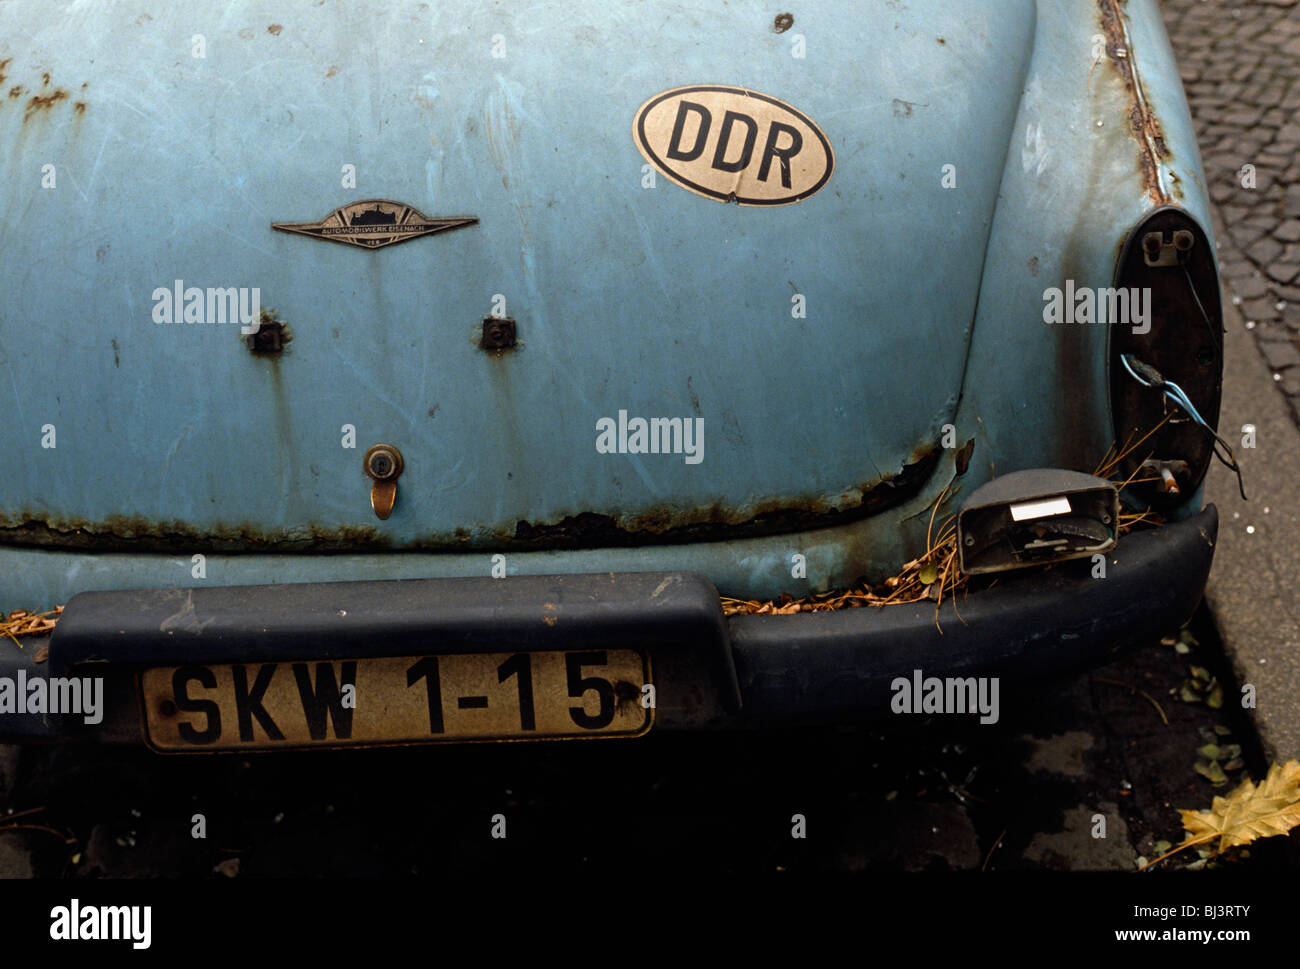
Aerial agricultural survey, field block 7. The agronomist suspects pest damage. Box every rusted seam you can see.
[1099,0,1171,204]
[0,451,942,554]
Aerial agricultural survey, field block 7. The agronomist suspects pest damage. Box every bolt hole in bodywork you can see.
[246,310,291,355]
[479,316,517,352]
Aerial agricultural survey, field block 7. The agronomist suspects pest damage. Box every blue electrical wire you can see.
[1119,354,1212,427]
[1119,353,1247,500]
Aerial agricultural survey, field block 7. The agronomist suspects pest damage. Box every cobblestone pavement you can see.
[1159,0,1300,414]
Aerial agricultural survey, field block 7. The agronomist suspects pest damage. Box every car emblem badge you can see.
[633,85,834,206]
[272,199,477,250]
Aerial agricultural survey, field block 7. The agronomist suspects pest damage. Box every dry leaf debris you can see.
[722,423,1169,618]
[1143,760,1300,869]
[1,606,62,647]
[1180,760,1300,855]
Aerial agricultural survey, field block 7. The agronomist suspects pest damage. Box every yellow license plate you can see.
[140,649,652,751]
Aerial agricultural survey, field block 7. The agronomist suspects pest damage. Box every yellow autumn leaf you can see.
[1178,760,1300,856]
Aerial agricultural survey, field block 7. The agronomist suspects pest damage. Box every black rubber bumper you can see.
[731,505,1218,721]
[0,506,1217,742]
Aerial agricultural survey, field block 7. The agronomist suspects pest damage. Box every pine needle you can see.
[0,606,63,644]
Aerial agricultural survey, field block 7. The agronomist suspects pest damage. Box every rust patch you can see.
[74,100,86,114]
[480,316,517,352]
[954,438,975,476]
[41,71,50,87]
[0,57,10,87]
[0,449,943,555]
[325,64,339,78]
[268,23,283,35]
[773,13,793,33]
[25,88,68,121]
[1098,0,1172,204]
[511,448,941,550]
[246,310,291,356]
[0,513,390,555]
[892,98,922,118]
[7,86,21,99]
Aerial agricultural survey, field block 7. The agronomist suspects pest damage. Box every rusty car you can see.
[0,0,1226,749]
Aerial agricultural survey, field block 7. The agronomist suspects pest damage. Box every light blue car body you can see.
[0,0,1214,610]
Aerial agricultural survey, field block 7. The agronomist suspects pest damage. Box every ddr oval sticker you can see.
[634,85,834,206]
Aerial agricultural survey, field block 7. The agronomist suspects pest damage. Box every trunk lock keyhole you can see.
[364,444,404,520]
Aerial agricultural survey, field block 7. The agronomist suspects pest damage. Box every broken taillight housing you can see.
[957,470,1119,575]
[1109,206,1223,508]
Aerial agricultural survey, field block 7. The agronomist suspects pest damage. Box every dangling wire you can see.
[1182,263,1222,367]
[1120,353,1247,500]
